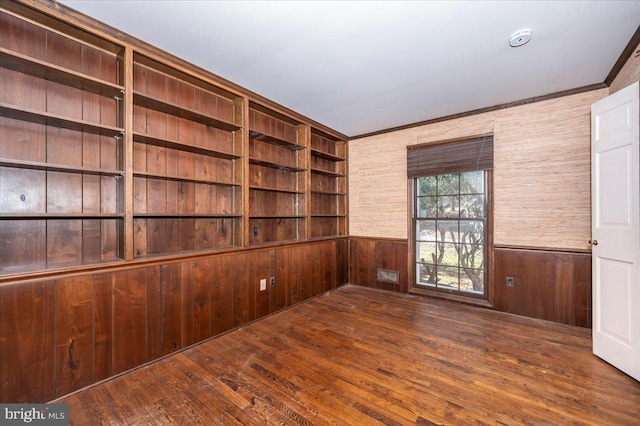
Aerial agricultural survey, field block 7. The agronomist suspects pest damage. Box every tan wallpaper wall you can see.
[349,88,609,250]
[610,41,640,94]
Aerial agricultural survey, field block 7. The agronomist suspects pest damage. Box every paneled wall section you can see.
[0,239,348,403]
[494,247,592,328]
[349,237,408,293]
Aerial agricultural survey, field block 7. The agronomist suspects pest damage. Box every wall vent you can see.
[377,268,399,284]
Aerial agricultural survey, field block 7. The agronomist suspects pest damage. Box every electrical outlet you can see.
[270,276,276,287]
[259,278,267,291]
[506,276,515,288]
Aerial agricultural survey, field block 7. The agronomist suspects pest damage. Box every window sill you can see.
[409,285,493,309]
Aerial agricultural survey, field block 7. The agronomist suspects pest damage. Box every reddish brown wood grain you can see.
[112,268,147,374]
[375,240,408,292]
[147,264,180,361]
[0,280,55,402]
[54,275,94,397]
[0,239,348,402]
[494,247,592,327]
[211,254,234,335]
[191,259,212,344]
[92,272,113,382]
[231,253,250,328]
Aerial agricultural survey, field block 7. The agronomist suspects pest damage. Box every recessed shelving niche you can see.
[131,54,244,257]
[310,129,348,238]
[248,104,307,245]
[0,8,125,274]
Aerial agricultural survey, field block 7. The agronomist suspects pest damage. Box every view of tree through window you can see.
[415,171,486,295]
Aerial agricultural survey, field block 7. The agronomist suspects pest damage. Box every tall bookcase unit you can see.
[0,7,125,274]
[248,104,307,245]
[0,0,348,278]
[310,129,347,238]
[1,1,351,404]
[131,54,244,257]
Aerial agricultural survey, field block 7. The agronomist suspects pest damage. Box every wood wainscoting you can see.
[349,237,408,293]
[0,238,348,403]
[349,238,592,328]
[494,246,592,328]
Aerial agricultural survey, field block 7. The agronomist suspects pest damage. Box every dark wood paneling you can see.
[494,248,528,315]
[191,259,212,344]
[336,238,348,287]
[375,240,409,292]
[147,264,181,359]
[0,239,347,402]
[0,280,55,402]
[349,237,408,293]
[252,249,274,320]
[92,272,113,382]
[112,268,147,374]
[54,275,94,397]
[297,244,313,301]
[211,254,234,335]
[272,248,289,312]
[573,254,593,328]
[494,247,592,327]
[231,253,250,327]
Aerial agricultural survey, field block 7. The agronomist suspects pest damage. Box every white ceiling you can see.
[61,0,640,137]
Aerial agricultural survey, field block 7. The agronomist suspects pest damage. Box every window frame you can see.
[408,170,494,307]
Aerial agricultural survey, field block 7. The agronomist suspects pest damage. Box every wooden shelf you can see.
[134,213,240,218]
[311,214,346,218]
[0,48,124,98]
[249,215,306,219]
[0,102,124,137]
[0,213,124,219]
[133,171,240,186]
[133,92,241,132]
[0,157,123,177]
[133,132,240,159]
[311,189,346,195]
[249,158,306,172]
[249,130,304,150]
[310,167,345,177]
[249,185,305,194]
[311,148,344,162]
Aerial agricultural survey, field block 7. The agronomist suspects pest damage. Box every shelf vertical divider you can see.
[123,46,134,261]
[299,124,312,241]
[239,97,250,247]
[344,138,349,236]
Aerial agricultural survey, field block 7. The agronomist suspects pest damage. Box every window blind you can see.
[407,134,494,178]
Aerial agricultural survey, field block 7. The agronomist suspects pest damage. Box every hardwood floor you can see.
[57,285,640,425]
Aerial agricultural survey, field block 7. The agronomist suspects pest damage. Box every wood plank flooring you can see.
[57,285,640,425]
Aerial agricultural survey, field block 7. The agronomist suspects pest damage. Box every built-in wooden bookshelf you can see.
[248,105,307,245]
[310,129,347,238]
[0,7,125,274]
[0,0,347,277]
[132,54,244,257]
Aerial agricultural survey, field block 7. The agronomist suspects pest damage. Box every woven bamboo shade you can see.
[407,134,493,178]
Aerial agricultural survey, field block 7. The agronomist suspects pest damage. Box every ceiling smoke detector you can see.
[509,29,532,47]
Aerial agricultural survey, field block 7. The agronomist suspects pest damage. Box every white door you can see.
[591,81,639,381]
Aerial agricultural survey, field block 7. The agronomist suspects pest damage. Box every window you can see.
[415,171,487,297]
[407,134,493,301]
